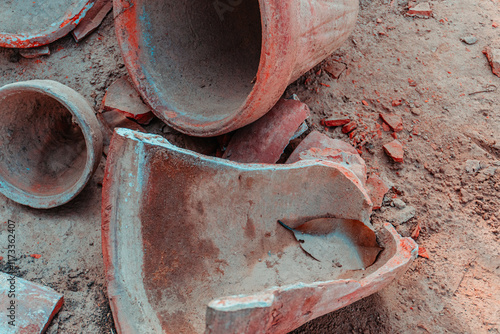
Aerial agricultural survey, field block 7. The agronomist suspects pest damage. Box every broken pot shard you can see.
[102,129,417,333]
[0,272,63,333]
[0,80,103,209]
[278,218,383,270]
[114,0,359,136]
[72,0,113,42]
[102,77,154,125]
[0,0,95,48]
[206,224,417,334]
[223,99,310,163]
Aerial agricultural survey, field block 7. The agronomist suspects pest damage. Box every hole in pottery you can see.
[0,90,87,197]
[140,0,262,121]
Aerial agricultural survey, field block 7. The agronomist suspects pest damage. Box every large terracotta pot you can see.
[114,0,359,136]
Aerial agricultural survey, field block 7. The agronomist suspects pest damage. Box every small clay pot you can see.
[0,80,103,209]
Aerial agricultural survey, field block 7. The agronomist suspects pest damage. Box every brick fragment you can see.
[366,174,389,210]
[324,61,347,79]
[383,140,404,163]
[380,113,403,132]
[407,3,432,17]
[342,121,358,134]
[483,47,500,77]
[321,116,351,127]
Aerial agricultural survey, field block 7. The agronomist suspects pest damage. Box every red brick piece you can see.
[223,99,310,163]
[483,47,500,77]
[324,61,347,79]
[407,3,432,17]
[380,113,403,132]
[103,77,154,125]
[321,116,351,127]
[366,174,389,210]
[342,121,358,134]
[72,0,113,42]
[0,272,63,333]
[383,140,404,162]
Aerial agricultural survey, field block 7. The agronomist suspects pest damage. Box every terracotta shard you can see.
[383,140,405,163]
[324,61,347,79]
[72,0,113,42]
[286,131,359,164]
[0,0,95,48]
[407,3,432,17]
[102,129,417,333]
[223,99,310,163]
[483,47,500,77]
[321,116,351,127]
[103,77,154,125]
[380,113,403,132]
[19,46,50,59]
[366,174,389,210]
[0,272,63,333]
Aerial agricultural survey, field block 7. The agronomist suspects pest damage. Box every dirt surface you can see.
[0,0,499,333]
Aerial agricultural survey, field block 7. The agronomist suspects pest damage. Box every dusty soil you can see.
[0,0,499,333]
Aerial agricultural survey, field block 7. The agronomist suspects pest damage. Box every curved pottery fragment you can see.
[102,129,418,334]
[0,0,95,48]
[114,0,359,136]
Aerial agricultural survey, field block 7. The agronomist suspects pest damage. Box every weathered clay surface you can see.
[0,0,95,48]
[0,272,63,333]
[0,80,102,208]
[101,129,417,333]
[296,147,367,186]
[286,131,359,164]
[113,0,359,136]
[223,99,310,163]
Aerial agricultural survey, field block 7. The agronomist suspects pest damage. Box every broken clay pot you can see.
[102,128,417,333]
[0,272,64,333]
[0,80,103,209]
[113,0,359,136]
[0,0,96,48]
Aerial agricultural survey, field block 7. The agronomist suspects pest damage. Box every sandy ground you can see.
[0,0,499,333]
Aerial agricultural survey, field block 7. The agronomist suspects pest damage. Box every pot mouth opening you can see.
[0,89,88,198]
[137,0,263,124]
